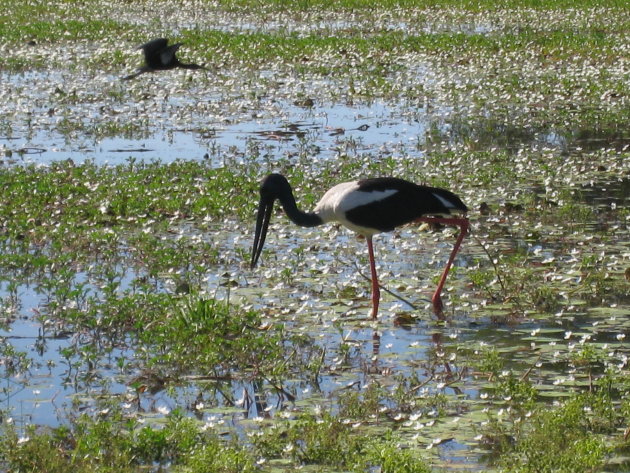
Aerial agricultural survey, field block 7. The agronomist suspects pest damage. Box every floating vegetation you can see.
[0,0,629,471]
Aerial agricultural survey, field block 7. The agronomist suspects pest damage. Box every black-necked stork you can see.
[250,173,469,319]
[122,38,207,80]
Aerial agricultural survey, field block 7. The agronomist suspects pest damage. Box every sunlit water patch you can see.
[2,67,430,165]
[3,65,620,168]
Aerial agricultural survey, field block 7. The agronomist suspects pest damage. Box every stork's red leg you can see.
[366,236,380,319]
[416,217,469,317]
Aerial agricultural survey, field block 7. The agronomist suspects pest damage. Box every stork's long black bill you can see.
[250,198,274,269]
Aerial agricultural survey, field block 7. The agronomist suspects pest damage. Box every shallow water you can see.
[1,206,628,469]
[3,67,622,170]
[1,10,629,468]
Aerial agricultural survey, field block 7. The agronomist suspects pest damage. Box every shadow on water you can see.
[571,128,630,153]
[581,177,630,207]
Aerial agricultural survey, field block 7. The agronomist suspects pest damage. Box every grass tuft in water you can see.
[0,407,256,473]
[252,410,431,472]
[138,295,288,379]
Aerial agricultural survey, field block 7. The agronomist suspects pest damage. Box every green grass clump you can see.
[182,25,626,72]
[138,295,288,378]
[0,159,258,246]
[40,288,297,384]
[0,18,127,44]
[476,365,630,472]
[0,406,430,473]
[495,393,612,473]
[0,408,256,473]
[253,411,430,472]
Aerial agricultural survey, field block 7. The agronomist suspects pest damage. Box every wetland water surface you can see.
[0,2,629,471]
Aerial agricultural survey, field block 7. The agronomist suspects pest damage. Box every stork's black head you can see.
[251,174,290,269]
[260,173,293,199]
[251,173,324,268]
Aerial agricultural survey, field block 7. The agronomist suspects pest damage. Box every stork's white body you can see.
[314,181,398,236]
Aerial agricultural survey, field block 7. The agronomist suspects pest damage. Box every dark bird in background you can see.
[122,38,207,80]
[250,173,469,319]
